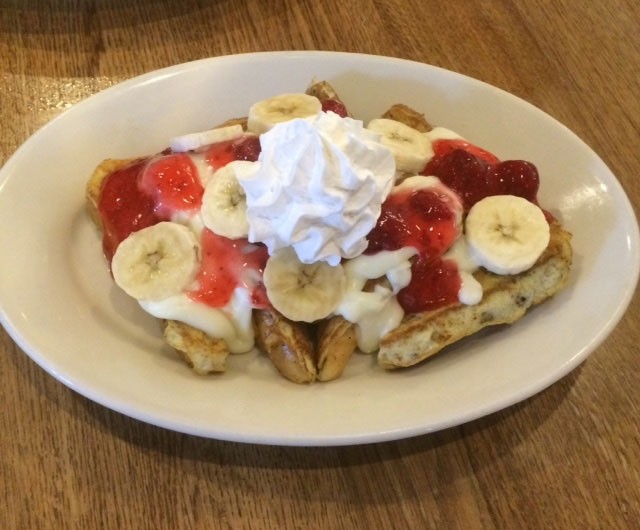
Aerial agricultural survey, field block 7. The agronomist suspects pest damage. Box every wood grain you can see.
[1,1,639,528]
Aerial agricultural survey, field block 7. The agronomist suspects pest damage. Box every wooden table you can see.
[1,1,638,528]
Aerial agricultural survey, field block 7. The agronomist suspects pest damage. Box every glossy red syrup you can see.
[432,138,500,165]
[423,147,540,211]
[139,153,203,219]
[381,142,543,313]
[367,186,459,256]
[97,159,159,262]
[188,230,269,308]
[398,256,461,313]
[203,135,261,169]
[367,185,461,312]
[98,135,261,278]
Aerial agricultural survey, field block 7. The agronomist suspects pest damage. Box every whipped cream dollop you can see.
[235,112,396,265]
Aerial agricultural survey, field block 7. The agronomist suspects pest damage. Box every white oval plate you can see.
[1,52,638,446]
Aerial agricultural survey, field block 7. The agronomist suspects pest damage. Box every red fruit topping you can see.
[399,141,544,311]
[423,149,490,210]
[424,148,540,210]
[204,139,236,169]
[250,283,270,309]
[188,230,269,308]
[321,99,349,118]
[234,135,262,162]
[367,184,462,312]
[432,138,499,165]
[97,159,159,262]
[398,256,461,313]
[139,153,203,219]
[488,160,540,203]
[204,135,262,169]
[367,186,460,258]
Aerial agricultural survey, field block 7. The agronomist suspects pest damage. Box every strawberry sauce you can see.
[187,230,269,308]
[432,138,499,165]
[423,145,540,211]
[138,153,204,219]
[97,136,265,309]
[98,159,159,262]
[367,184,462,313]
[204,135,261,169]
[398,255,461,313]
[369,140,542,314]
[366,186,459,257]
[321,99,349,117]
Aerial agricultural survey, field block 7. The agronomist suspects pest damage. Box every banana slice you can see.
[170,124,244,152]
[112,222,200,301]
[465,195,550,275]
[200,160,255,239]
[247,93,322,134]
[263,248,346,322]
[366,118,433,174]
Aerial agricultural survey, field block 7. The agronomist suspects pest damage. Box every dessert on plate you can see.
[86,80,572,383]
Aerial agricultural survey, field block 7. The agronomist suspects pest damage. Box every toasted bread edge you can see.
[378,221,573,369]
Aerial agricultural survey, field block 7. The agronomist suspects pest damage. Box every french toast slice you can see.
[86,153,322,382]
[86,158,230,374]
[253,308,317,384]
[378,221,572,368]
[308,87,573,371]
[373,102,572,368]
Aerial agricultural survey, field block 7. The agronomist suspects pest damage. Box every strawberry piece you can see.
[366,187,459,258]
[432,138,499,165]
[188,230,269,308]
[398,256,461,313]
[424,148,491,210]
[424,148,541,210]
[321,99,348,117]
[139,153,203,219]
[203,135,262,170]
[98,159,159,262]
[488,160,540,203]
